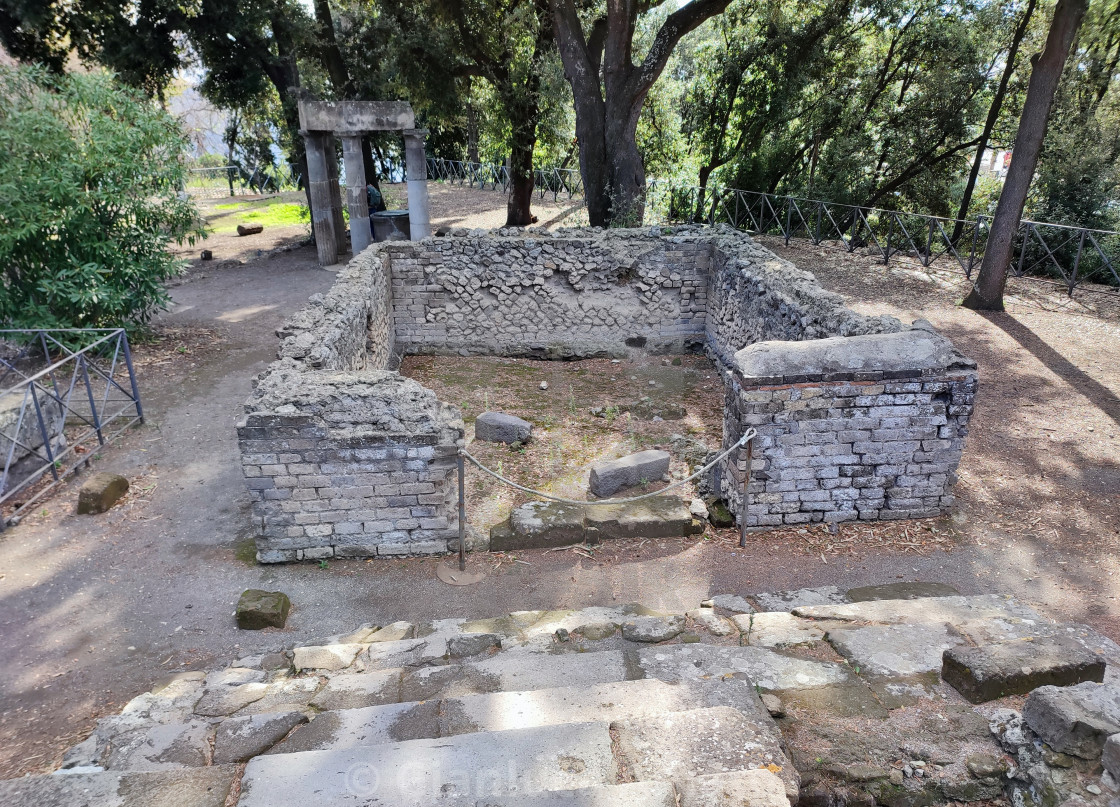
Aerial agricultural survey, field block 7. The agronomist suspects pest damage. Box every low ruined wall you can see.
[239,225,977,562]
[719,323,978,527]
[388,229,710,357]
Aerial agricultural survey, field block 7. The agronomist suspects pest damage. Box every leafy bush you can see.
[0,67,205,330]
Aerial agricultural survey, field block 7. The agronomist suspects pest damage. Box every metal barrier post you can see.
[457,450,466,572]
[739,436,753,549]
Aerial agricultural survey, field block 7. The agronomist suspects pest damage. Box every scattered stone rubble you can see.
[7,585,1120,807]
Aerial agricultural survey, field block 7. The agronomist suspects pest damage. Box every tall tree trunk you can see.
[963,0,1089,311]
[506,97,540,226]
[551,0,731,227]
[952,0,1037,242]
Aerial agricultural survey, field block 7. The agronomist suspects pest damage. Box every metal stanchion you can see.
[436,449,486,586]
[739,436,753,549]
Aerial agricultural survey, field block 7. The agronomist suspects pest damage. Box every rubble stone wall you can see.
[239,226,976,562]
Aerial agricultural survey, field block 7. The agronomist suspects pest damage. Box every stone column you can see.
[342,135,372,254]
[304,131,338,266]
[403,129,431,240]
[326,142,346,249]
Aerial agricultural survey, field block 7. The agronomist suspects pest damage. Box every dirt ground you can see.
[0,186,1117,780]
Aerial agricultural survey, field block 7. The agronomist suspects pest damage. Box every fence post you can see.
[884,214,894,265]
[925,218,935,266]
[785,198,792,245]
[1070,229,1086,296]
[968,217,983,278]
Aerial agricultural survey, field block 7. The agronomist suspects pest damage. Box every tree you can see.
[951,0,1038,241]
[962,0,1090,311]
[0,67,204,329]
[550,0,732,227]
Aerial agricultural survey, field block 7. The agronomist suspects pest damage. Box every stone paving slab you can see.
[845,582,961,602]
[100,719,212,771]
[270,700,441,753]
[636,642,852,693]
[752,586,849,612]
[213,711,307,763]
[401,649,632,701]
[826,622,964,677]
[611,706,799,800]
[1022,681,1120,759]
[942,636,1107,703]
[793,594,1041,626]
[238,721,617,807]
[734,611,834,648]
[474,781,677,807]
[440,679,705,736]
[309,668,403,710]
[0,766,239,807]
[675,769,790,807]
[236,677,321,715]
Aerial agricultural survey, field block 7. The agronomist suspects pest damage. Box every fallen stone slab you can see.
[447,632,501,658]
[291,643,363,672]
[827,622,964,677]
[77,471,129,514]
[309,668,403,711]
[588,449,670,497]
[0,766,239,807]
[238,721,616,806]
[676,769,791,807]
[687,607,736,637]
[942,636,1107,703]
[753,586,849,612]
[702,594,756,614]
[491,496,700,550]
[236,590,291,630]
[236,223,264,236]
[846,581,960,602]
[472,781,677,807]
[474,411,532,443]
[213,711,306,763]
[1104,733,1120,779]
[1022,681,1120,758]
[611,706,799,800]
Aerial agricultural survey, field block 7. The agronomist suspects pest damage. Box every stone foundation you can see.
[240,225,976,562]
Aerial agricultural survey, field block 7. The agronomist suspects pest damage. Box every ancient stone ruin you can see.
[238,225,978,562]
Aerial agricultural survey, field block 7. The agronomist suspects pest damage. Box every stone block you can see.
[474,411,532,443]
[942,636,1106,703]
[1022,681,1120,758]
[588,449,670,497]
[1103,733,1120,779]
[76,471,129,514]
[675,770,790,807]
[292,643,363,672]
[236,590,291,630]
[212,711,307,763]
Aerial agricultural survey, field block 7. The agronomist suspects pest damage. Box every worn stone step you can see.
[0,766,239,807]
[491,496,702,551]
[236,721,617,807]
[612,706,799,801]
[273,679,707,754]
[792,594,1041,626]
[472,780,676,806]
[401,648,633,700]
[635,640,853,693]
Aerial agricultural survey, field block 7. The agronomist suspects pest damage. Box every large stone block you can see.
[942,636,1106,703]
[77,471,129,514]
[474,412,531,444]
[236,590,291,630]
[588,449,671,497]
[1022,681,1120,758]
[491,496,699,550]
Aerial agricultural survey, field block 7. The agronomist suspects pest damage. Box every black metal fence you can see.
[427,155,1119,294]
[0,329,144,527]
[427,158,584,202]
[185,164,303,199]
[646,181,1120,295]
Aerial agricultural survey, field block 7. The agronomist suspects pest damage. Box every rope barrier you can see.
[458,428,756,506]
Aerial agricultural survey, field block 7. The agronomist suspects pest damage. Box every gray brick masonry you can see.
[240,225,976,561]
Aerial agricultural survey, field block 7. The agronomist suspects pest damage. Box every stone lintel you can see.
[732,321,976,386]
[298,100,416,133]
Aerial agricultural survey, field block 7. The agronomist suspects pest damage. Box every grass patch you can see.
[209,202,310,234]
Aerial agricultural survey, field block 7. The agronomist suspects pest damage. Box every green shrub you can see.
[0,67,205,330]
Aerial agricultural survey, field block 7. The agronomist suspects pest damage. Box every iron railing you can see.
[429,155,1119,294]
[648,182,1119,295]
[185,164,303,199]
[0,329,144,527]
[427,158,584,202]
